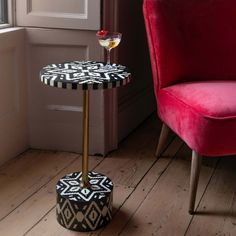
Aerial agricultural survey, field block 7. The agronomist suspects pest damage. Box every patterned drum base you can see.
[56,172,113,232]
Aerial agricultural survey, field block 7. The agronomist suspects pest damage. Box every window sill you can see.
[0,26,24,35]
[0,23,11,29]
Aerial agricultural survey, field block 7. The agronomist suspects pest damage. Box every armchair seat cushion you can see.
[158,81,236,156]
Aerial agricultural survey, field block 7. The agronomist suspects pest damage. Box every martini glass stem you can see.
[107,48,111,66]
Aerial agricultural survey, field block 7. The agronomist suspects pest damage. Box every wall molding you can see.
[16,0,100,30]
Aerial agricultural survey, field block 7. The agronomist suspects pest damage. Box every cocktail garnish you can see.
[97,30,108,37]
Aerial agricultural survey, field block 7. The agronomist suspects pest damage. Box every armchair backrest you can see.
[143,0,236,91]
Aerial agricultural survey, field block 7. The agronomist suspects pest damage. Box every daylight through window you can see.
[0,0,7,24]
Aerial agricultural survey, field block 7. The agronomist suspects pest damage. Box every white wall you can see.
[23,0,155,155]
[26,28,106,155]
[0,1,155,165]
[0,28,28,165]
[15,0,109,155]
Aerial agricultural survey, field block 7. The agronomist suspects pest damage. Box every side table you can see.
[39,61,131,231]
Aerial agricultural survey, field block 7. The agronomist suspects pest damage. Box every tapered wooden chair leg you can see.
[155,123,170,157]
[189,150,202,214]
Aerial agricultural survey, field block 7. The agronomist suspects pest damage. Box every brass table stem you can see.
[80,90,91,189]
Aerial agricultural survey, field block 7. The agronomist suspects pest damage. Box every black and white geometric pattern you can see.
[56,172,113,231]
[40,61,131,90]
[57,172,113,202]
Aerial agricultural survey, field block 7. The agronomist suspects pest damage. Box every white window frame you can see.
[0,0,14,29]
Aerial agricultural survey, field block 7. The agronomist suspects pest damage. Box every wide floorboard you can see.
[0,115,236,236]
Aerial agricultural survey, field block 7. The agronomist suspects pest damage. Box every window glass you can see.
[0,0,8,24]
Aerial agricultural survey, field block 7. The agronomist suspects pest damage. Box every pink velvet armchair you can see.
[143,0,236,214]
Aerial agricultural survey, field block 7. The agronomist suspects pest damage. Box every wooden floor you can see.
[1,115,236,236]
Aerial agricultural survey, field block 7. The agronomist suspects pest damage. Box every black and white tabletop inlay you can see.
[40,61,131,90]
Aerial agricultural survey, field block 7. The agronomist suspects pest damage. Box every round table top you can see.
[39,61,131,90]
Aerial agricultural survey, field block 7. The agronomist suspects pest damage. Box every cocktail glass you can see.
[96,30,122,69]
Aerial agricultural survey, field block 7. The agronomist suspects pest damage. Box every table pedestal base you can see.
[56,171,113,232]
